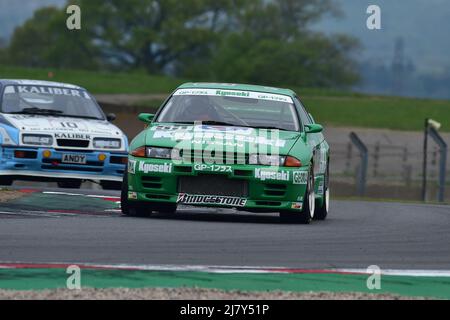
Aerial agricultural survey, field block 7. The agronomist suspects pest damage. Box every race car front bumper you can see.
[0,146,127,182]
[126,156,316,213]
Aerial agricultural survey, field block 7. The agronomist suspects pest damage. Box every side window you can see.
[294,97,312,128]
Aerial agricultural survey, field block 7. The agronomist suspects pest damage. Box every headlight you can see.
[146,147,172,159]
[93,138,121,149]
[249,154,286,166]
[22,134,53,146]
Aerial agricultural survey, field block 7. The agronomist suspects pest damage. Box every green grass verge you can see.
[0,65,185,94]
[0,268,449,299]
[303,95,450,132]
[1,65,449,131]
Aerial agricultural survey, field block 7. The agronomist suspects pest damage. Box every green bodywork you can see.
[127,83,330,213]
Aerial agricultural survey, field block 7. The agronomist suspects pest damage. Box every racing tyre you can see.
[57,179,82,189]
[0,177,13,186]
[154,204,177,215]
[314,162,329,220]
[280,165,314,224]
[120,171,149,217]
[100,181,122,190]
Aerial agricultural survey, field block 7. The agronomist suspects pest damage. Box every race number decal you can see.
[293,171,308,185]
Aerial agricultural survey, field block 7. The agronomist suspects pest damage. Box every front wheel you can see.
[280,166,314,224]
[0,176,13,186]
[121,172,148,217]
[101,180,122,190]
[57,179,82,189]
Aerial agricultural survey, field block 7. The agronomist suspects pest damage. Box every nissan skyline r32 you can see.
[122,83,330,223]
[0,80,128,189]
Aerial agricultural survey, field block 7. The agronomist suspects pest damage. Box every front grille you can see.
[178,175,248,197]
[141,176,163,189]
[110,156,127,165]
[263,184,287,197]
[57,139,90,148]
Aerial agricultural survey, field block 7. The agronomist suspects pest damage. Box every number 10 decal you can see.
[61,122,78,128]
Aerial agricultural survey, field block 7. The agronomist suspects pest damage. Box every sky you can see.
[311,0,450,74]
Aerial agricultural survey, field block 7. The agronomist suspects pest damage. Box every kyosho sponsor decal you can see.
[177,193,247,207]
[293,171,308,184]
[215,90,250,98]
[173,88,293,103]
[138,161,173,174]
[255,168,290,182]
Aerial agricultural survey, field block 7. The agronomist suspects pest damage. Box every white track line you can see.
[43,191,120,199]
[1,262,450,277]
[335,268,450,277]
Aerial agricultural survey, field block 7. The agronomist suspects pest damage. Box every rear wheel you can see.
[57,179,82,189]
[280,165,314,224]
[0,176,13,186]
[314,162,329,220]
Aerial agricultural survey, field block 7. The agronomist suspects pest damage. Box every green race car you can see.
[121,83,330,223]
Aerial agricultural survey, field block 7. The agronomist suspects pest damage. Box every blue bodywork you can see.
[0,79,128,183]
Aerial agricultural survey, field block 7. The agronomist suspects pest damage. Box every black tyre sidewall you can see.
[313,161,329,220]
[57,180,82,189]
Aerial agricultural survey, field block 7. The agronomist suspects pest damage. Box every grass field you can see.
[1,65,449,132]
[0,65,184,94]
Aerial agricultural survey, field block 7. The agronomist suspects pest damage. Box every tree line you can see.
[0,0,360,88]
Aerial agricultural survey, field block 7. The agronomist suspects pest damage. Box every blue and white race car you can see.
[0,79,128,189]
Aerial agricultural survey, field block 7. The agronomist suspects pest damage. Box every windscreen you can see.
[156,89,299,131]
[1,85,105,120]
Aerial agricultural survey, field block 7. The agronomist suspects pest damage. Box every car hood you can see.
[145,124,301,155]
[3,114,124,138]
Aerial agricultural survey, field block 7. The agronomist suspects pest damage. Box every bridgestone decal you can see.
[177,193,247,207]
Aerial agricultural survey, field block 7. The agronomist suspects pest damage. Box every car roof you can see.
[0,79,85,90]
[177,82,297,98]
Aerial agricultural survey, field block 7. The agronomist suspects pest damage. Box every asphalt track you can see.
[0,187,449,270]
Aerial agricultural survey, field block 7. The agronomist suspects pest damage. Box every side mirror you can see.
[305,123,323,134]
[138,113,155,123]
[106,113,116,122]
